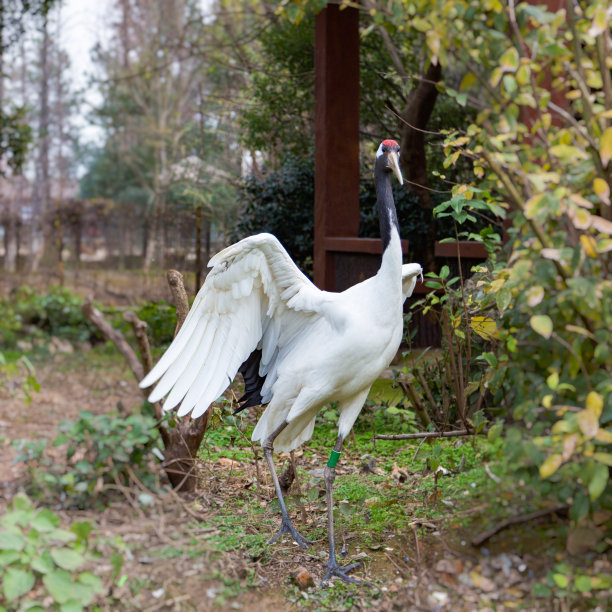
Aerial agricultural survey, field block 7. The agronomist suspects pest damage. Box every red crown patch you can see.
[382,139,399,148]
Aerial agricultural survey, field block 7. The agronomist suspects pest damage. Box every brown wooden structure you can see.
[313,4,409,292]
[313,3,488,345]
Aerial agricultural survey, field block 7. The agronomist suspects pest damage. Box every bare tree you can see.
[29,14,51,272]
[97,0,207,271]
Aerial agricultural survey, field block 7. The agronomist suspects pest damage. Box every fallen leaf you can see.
[435,558,463,575]
[292,566,314,590]
[470,570,496,592]
[391,462,408,483]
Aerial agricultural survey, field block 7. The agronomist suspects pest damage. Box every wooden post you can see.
[314,3,360,290]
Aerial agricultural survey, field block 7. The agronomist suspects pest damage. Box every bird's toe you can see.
[322,560,370,586]
[267,518,311,549]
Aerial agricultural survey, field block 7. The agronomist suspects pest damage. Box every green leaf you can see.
[2,568,35,602]
[0,531,25,552]
[487,423,503,443]
[50,548,85,571]
[540,454,562,478]
[530,315,553,339]
[532,582,552,597]
[589,463,608,501]
[553,573,569,588]
[78,572,103,594]
[59,601,83,612]
[593,452,612,467]
[546,372,559,390]
[575,575,591,593]
[30,552,54,574]
[10,494,33,514]
[43,570,73,604]
[70,522,92,545]
[496,287,511,312]
[0,550,20,566]
[499,46,519,72]
[600,127,612,167]
[577,410,599,438]
[459,72,477,91]
[47,530,76,544]
[32,509,60,532]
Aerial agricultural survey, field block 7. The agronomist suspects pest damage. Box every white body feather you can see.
[140,232,422,452]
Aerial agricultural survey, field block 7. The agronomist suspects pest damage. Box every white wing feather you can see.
[139,233,331,418]
[401,263,423,300]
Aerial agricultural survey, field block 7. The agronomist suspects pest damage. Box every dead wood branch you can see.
[471,505,569,547]
[123,310,165,427]
[167,269,190,334]
[416,370,442,425]
[82,300,144,381]
[372,429,484,441]
[124,310,153,375]
[163,268,209,493]
[82,301,169,446]
[399,380,432,428]
[278,460,296,496]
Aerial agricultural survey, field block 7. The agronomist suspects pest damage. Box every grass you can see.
[196,394,513,566]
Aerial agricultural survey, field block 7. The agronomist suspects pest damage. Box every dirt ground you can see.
[3,351,608,612]
[1,270,609,611]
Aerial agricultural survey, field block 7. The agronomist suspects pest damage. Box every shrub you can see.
[0,494,105,611]
[1,286,102,347]
[14,409,162,509]
[135,300,178,349]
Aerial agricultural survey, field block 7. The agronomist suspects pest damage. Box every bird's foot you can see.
[322,559,369,585]
[267,517,311,549]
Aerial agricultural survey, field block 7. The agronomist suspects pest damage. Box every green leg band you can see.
[327,450,341,468]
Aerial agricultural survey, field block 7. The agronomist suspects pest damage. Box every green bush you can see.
[0,494,105,611]
[14,410,162,509]
[231,154,483,276]
[135,300,177,348]
[358,0,612,524]
[0,286,102,347]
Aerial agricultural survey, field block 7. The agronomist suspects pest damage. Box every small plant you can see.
[532,560,612,607]
[0,352,39,404]
[0,494,105,611]
[136,300,178,348]
[14,409,162,509]
[1,286,103,348]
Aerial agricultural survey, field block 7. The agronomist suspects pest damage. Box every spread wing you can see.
[401,263,423,300]
[139,233,334,418]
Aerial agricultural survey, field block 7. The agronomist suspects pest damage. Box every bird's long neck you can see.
[376,171,400,253]
[375,166,402,286]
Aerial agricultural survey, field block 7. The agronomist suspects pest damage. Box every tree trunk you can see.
[162,269,208,492]
[30,17,50,273]
[399,61,442,273]
[54,200,64,286]
[144,205,158,270]
[204,218,211,266]
[4,207,18,273]
[194,203,202,293]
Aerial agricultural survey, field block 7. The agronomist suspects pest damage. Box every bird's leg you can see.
[262,423,311,549]
[322,435,365,585]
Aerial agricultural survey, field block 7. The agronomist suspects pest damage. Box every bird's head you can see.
[376,139,403,184]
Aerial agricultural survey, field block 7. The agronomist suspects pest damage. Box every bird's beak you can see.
[387,151,403,184]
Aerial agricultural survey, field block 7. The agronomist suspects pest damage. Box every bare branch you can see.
[82,300,144,382]
[167,269,190,335]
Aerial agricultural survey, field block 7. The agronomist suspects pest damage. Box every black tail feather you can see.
[234,349,266,414]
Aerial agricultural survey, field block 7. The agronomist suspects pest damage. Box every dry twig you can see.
[373,429,481,441]
[471,504,569,546]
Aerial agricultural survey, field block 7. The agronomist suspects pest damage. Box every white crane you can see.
[140,139,422,583]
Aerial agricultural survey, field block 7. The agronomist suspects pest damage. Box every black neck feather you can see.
[375,164,399,252]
